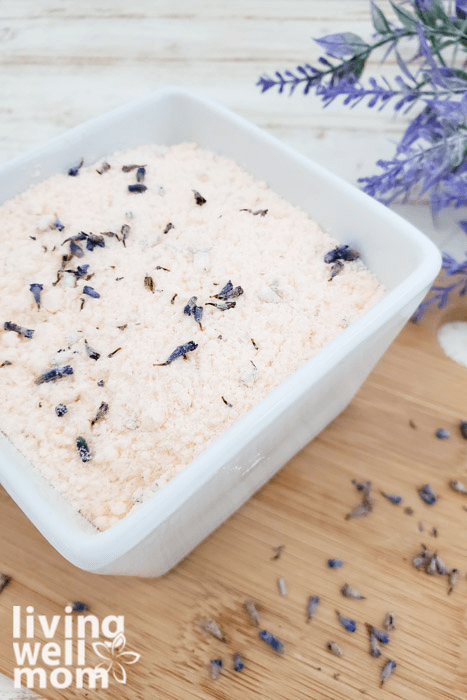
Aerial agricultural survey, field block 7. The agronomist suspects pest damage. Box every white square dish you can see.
[0,88,441,576]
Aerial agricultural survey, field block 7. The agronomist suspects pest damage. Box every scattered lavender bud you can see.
[85,233,105,252]
[221,396,233,407]
[163,222,174,234]
[120,224,131,247]
[413,546,432,570]
[67,264,90,279]
[54,218,65,231]
[154,341,198,366]
[433,554,451,576]
[324,245,360,264]
[209,659,222,680]
[0,360,12,367]
[83,285,100,299]
[448,568,459,595]
[277,577,287,596]
[450,480,467,495]
[107,347,121,358]
[4,322,34,339]
[244,600,260,626]
[136,166,146,183]
[35,365,73,384]
[329,260,344,279]
[213,280,244,301]
[96,161,110,175]
[184,296,203,325]
[71,601,88,612]
[418,484,437,505]
[328,559,344,568]
[122,164,145,172]
[55,404,67,418]
[206,301,237,311]
[29,283,43,309]
[193,190,206,205]
[381,492,402,505]
[251,338,259,350]
[144,275,155,293]
[430,527,438,538]
[258,630,284,654]
[306,596,320,622]
[346,480,373,519]
[436,428,450,439]
[239,208,268,216]
[383,613,395,631]
[351,479,371,491]
[85,340,100,361]
[425,554,439,575]
[404,506,414,515]
[369,633,381,658]
[0,574,11,593]
[97,380,105,387]
[341,583,365,600]
[271,545,284,560]
[380,660,397,687]
[459,421,467,440]
[201,619,226,642]
[69,239,84,258]
[128,184,147,193]
[68,159,83,176]
[76,436,91,463]
[366,624,389,645]
[418,521,424,533]
[233,653,244,672]
[91,402,109,427]
[336,612,356,633]
[327,641,343,657]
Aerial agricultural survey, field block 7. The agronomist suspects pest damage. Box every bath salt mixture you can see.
[0,143,385,530]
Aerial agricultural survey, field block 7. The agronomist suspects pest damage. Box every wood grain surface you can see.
[1,297,467,700]
[1,2,467,698]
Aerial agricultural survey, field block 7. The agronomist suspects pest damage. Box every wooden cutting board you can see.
[1,300,467,700]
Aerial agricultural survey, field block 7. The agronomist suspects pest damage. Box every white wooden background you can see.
[0,1,464,697]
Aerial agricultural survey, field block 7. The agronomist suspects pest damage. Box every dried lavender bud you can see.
[0,360,12,367]
[35,365,73,384]
[348,479,373,519]
[380,660,397,687]
[55,404,67,418]
[209,659,222,680]
[369,633,381,658]
[170,293,178,304]
[418,521,424,533]
[85,233,105,252]
[54,218,65,231]
[221,396,233,407]
[29,283,43,309]
[122,164,145,172]
[271,545,284,560]
[193,189,206,205]
[413,546,432,570]
[76,436,91,462]
[69,239,84,258]
[404,506,414,515]
[97,380,104,387]
[155,266,170,272]
[154,341,198,366]
[258,630,284,653]
[4,322,34,339]
[91,402,109,427]
[366,625,389,645]
[68,159,84,176]
[324,245,360,264]
[329,260,344,279]
[66,264,90,279]
[213,280,244,301]
[418,484,437,505]
[0,574,11,593]
[201,619,226,642]
[306,596,320,622]
[83,285,100,299]
[163,222,174,234]
[336,612,356,633]
[328,558,344,568]
[244,600,260,626]
[85,340,100,361]
[277,577,287,596]
[436,428,450,439]
[206,301,237,311]
[96,161,110,175]
[448,568,459,594]
[383,613,395,631]
[381,492,402,505]
[128,184,147,193]
[459,421,467,439]
[341,583,365,600]
[108,348,121,358]
[430,527,438,538]
[136,166,146,183]
[450,480,467,494]
[233,653,244,672]
[120,224,130,246]
[194,305,203,324]
[184,296,197,315]
[433,554,451,576]
[327,641,343,657]
[117,324,127,331]
[251,338,259,350]
[71,601,88,612]
[144,275,155,293]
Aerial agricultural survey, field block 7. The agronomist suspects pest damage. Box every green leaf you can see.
[371,2,392,35]
[390,2,418,30]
